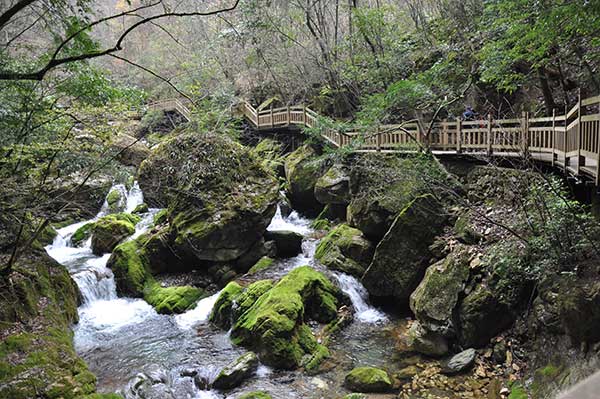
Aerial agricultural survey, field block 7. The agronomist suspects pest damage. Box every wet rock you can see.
[284,144,328,213]
[193,374,210,390]
[91,213,140,255]
[106,186,127,213]
[180,367,198,377]
[133,203,149,214]
[212,352,259,390]
[344,366,393,393]
[410,247,470,336]
[362,195,445,303]
[209,281,243,329]
[406,321,448,357]
[235,238,270,272]
[264,230,303,258]
[248,257,275,275]
[229,266,346,369]
[71,222,93,246]
[314,163,350,205]
[441,348,477,375]
[314,224,374,277]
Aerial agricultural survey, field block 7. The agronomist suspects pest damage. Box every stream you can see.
[45,183,397,398]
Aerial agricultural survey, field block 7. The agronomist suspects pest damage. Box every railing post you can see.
[487,113,493,156]
[376,126,381,152]
[564,105,568,172]
[521,111,529,157]
[303,105,307,126]
[270,105,274,129]
[456,117,462,153]
[287,105,291,126]
[442,119,448,149]
[552,108,556,167]
[577,90,583,175]
[596,98,600,186]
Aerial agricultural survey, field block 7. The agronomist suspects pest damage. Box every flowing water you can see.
[46,186,398,398]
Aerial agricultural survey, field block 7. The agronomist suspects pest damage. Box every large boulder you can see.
[219,266,346,369]
[315,224,374,277]
[410,248,470,336]
[314,163,350,205]
[441,348,477,375]
[347,155,439,241]
[212,352,259,390]
[344,367,392,393]
[138,133,278,266]
[362,195,446,303]
[209,281,244,329]
[91,213,140,255]
[556,278,600,343]
[251,138,285,177]
[112,133,151,167]
[284,145,328,213]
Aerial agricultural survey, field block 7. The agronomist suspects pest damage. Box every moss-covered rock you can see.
[362,195,446,303]
[344,367,392,393]
[251,138,285,177]
[454,214,483,244]
[284,145,328,213]
[209,281,243,329]
[143,281,204,314]
[107,240,149,297]
[248,256,275,275]
[314,163,350,205]
[133,203,149,214]
[0,251,102,398]
[71,222,93,246]
[410,248,470,335]
[106,186,126,213]
[315,224,373,277]
[238,392,272,399]
[228,266,345,369]
[212,352,259,390]
[91,213,140,255]
[557,278,600,343]
[139,133,278,265]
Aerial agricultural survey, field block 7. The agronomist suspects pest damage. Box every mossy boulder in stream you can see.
[344,367,393,393]
[284,145,328,213]
[314,163,350,205]
[209,281,244,329]
[143,281,204,314]
[138,132,278,266]
[108,240,149,296]
[212,352,259,390]
[315,224,374,277]
[0,250,102,398]
[213,266,346,369]
[410,247,470,335]
[362,195,446,303]
[91,213,140,255]
[238,392,272,399]
[264,230,303,258]
[71,222,94,246]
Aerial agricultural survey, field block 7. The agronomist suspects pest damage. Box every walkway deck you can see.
[239,96,600,184]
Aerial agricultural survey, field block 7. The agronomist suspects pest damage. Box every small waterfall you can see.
[333,273,387,323]
[267,205,312,235]
[46,181,158,327]
[175,291,222,330]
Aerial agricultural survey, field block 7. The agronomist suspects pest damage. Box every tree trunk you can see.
[538,66,556,116]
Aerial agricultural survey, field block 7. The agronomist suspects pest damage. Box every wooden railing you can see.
[240,96,600,183]
[147,99,192,122]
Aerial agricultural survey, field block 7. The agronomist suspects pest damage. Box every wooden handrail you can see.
[243,95,600,184]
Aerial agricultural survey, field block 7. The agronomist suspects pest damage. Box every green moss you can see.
[106,188,122,208]
[248,257,275,274]
[235,280,274,317]
[209,281,243,329]
[344,367,392,393]
[71,223,93,246]
[538,364,560,378]
[230,266,342,369]
[153,209,168,225]
[91,213,139,255]
[108,240,149,296]
[314,224,372,277]
[133,203,149,214]
[508,383,528,399]
[143,280,204,314]
[344,394,367,399]
[303,342,330,374]
[238,392,272,399]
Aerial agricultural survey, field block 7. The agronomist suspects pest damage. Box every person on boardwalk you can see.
[462,106,477,121]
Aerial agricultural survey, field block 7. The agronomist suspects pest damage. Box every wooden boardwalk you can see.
[147,99,192,122]
[239,96,600,184]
